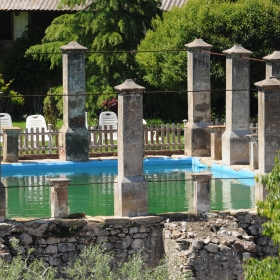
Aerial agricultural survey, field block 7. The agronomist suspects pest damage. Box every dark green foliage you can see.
[244,257,280,280]
[43,86,63,128]
[0,73,24,115]
[0,26,61,118]
[136,0,280,119]
[257,155,280,245]
[26,0,162,121]
[243,154,280,279]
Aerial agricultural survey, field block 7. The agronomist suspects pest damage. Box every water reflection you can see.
[3,166,255,219]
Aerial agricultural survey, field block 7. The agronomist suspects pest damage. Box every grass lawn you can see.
[12,119,64,130]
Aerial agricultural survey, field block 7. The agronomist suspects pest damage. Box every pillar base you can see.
[114,175,148,217]
[222,129,250,165]
[59,126,89,161]
[184,122,211,157]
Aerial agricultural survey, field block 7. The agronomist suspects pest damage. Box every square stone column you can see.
[191,173,212,214]
[184,39,213,156]
[59,41,89,161]
[48,178,70,218]
[246,134,258,170]
[255,77,280,173]
[222,45,252,165]
[264,51,280,79]
[207,125,226,160]
[0,182,5,222]
[254,76,280,202]
[114,79,148,217]
[2,127,21,162]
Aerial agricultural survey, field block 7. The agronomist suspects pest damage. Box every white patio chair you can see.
[26,114,50,143]
[98,111,118,144]
[0,113,12,141]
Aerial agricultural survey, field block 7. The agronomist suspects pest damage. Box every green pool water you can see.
[3,165,255,219]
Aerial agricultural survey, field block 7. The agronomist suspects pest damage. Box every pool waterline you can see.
[2,156,256,218]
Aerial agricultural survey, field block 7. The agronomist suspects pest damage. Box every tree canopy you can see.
[136,0,280,119]
[26,0,162,121]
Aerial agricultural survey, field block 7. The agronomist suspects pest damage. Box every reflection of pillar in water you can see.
[222,179,232,211]
[184,172,193,212]
[250,185,255,209]
[210,178,217,205]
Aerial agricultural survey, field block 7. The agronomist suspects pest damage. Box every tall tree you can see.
[27,0,162,121]
[136,0,280,120]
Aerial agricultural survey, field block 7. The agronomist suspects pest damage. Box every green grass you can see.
[12,120,64,130]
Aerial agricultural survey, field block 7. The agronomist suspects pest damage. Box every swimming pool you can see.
[2,157,256,218]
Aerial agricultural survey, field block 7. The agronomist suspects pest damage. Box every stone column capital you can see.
[223,44,252,57]
[185,38,213,51]
[254,76,280,91]
[207,125,226,134]
[2,127,21,134]
[47,178,70,187]
[263,51,280,61]
[114,79,145,94]
[191,173,212,183]
[60,41,87,53]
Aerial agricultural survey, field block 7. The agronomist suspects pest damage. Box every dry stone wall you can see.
[0,216,165,268]
[163,209,278,280]
[0,210,278,280]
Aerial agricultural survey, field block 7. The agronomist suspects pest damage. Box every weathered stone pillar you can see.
[184,39,213,156]
[255,77,280,173]
[207,125,226,160]
[246,134,258,170]
[0,182,5,222]
[222,45,252,165]
[264,51,280,79]
[254,77,280,202]
[48,178,70,218]
[191,173,212,214]
[114,79,148,217]
[59,41,89,161]
[2,127,21,163]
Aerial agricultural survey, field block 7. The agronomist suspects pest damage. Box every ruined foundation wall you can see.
[163,210,278,280]
[0,211,278,280]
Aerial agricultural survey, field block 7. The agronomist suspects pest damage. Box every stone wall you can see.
[163,209,278,280]
[0,211,278,280]
[0,216,165,268]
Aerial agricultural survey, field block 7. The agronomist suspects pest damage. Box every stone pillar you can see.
[48,178,70,218]
[246,134,258,170]
[263,51,280,79]
[2,127,21,163]
[191,173,212,214]
[254,77,280,202]
[59,41,89,161]
[255,77,280,173]
[222,45,252,165]
[184,39,213,156]
[0,182,5,222]
[114,79,148,217]
[207,125,226,160]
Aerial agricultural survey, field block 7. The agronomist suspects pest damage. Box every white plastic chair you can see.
[98,111,118,144]
[0,113,12,141]
[26,114,50,142]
